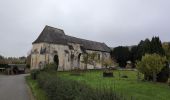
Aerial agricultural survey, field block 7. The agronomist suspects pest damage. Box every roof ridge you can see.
[45,25,64,32]
[66,35,103,44]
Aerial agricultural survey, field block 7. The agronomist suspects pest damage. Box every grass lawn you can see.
[26,76,48,100]
[58,70,170,100]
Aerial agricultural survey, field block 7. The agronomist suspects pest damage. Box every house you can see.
[31,25,111,71]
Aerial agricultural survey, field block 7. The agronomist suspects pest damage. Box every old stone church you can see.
[31,25,111,71]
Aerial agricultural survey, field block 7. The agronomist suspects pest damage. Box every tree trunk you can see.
[137,71,140,81]
[153,72,157,82]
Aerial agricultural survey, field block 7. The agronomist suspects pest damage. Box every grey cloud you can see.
[0,0,170,56]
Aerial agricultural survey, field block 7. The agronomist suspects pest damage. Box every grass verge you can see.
[26,76,48,100]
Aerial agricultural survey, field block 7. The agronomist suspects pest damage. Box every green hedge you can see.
[30,69,40,80]
[36,71,124,100]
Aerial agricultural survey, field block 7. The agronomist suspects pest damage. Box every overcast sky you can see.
[0,0,170,57]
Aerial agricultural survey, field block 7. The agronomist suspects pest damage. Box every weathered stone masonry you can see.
[31,25,111,71]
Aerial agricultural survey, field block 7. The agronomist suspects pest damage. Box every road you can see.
[0,74,30,100]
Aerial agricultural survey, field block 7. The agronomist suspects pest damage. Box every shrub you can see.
[136,53,167,82]
[168,78,170,86]
[37,71,123,100]
[26,64,30,69]
[103,58,113,68]
[103,69,113,77]
[121,75,128,78]
[30,69,40,80]
[157,63,170,82]
[42,63,57,72]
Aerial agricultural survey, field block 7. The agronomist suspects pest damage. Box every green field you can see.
[58,70,170,100]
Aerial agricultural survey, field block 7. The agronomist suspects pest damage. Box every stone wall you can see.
[31,43,71,71]
[31,43,110,71]
[86,50,110,69]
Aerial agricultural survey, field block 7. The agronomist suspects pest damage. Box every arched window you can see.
[78,53,81,67]
[53,55,59,70]
[53,55,59,66]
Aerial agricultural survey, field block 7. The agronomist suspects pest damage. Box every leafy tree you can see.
[135,39,152,60]
[103,58,113,68]
[157,62,169,82]
[0,55,6,64]
[0,55,4,59]
[134,37,165,61]
[136,53,167,82]
[111,46,130,67]
[130,46,138,64]
[111,36,165,69]
[162,42,170,62]
[150,36,165,55]
[26,54,31,69]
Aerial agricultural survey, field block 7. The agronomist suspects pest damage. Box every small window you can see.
[40,47,46,54]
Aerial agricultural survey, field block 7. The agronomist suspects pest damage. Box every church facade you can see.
[31,26,111,71]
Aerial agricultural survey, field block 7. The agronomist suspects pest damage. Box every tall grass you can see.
[26,76,48,100]
[36,71,126,100]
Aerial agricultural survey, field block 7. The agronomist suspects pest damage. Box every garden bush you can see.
[103,69,114,77]
[157,62,170,82]
[30,69,40,80]
[37,71,124,100]
[26,64,30,69]
[121,75,128,78]
[168,78,170,86]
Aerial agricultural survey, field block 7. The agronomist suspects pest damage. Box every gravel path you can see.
[0,74,30,100]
